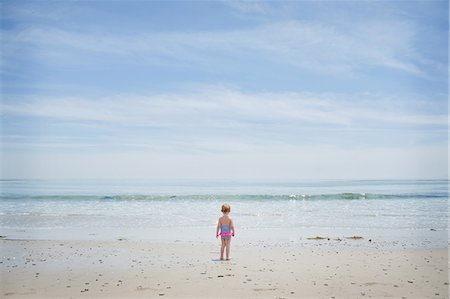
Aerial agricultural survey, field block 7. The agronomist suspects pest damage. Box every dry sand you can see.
[1,239,448,298]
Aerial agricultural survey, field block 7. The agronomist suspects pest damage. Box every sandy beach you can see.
[1,238,448,299]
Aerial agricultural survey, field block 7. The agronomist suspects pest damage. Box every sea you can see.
[1,179,448,248]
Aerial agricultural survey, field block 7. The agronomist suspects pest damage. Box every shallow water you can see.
[0,179,448,248]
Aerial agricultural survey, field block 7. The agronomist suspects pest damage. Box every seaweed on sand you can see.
[346,236,363,240]
[307,236,329,240]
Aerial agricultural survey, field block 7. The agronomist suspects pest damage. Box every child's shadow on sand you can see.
[211,258,232,262]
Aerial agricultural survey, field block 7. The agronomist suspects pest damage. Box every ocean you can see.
[1,179,448,248]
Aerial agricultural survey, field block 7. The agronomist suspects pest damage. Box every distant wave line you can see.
[0,192,448,201]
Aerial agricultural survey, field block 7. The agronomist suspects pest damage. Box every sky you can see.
[0,0,448,180]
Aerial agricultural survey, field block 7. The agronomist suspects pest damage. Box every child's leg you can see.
[220,238,225,260]
[225,239,231,260]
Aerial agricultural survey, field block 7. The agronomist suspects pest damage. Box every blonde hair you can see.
[221,203,231,213]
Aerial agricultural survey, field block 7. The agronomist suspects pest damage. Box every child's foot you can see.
[220,257,224,260]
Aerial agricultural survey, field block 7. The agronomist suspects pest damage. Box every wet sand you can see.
[1,239,448,298]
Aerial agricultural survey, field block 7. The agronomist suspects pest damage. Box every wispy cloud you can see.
[221,0,269,14]
[3,19,434,77]
[2,87,446,128]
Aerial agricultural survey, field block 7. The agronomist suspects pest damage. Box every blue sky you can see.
[1,0,448,180]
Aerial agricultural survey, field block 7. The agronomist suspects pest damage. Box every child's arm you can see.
[230,219,235,236]
[216,220,220,238]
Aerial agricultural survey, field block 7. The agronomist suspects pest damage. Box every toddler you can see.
[216,203,235,260]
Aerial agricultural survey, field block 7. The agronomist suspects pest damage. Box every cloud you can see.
[3,19,435,77]
[1,87,446,129]
[3,86,446,164]
[221,0,269,14]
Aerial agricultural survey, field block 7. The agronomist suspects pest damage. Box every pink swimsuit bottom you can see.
[219,232,233,237]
